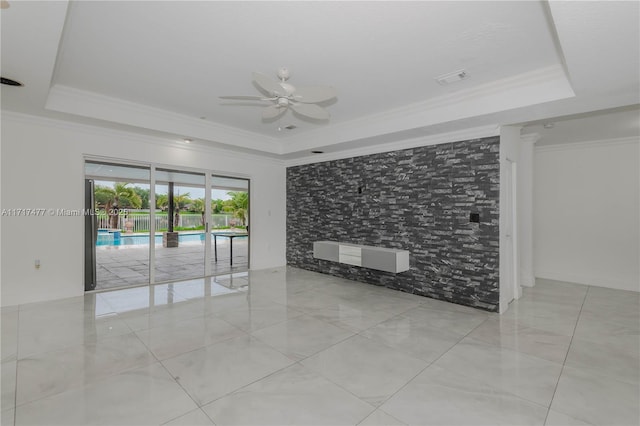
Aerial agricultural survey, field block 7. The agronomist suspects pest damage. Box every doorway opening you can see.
[84,160,249,291]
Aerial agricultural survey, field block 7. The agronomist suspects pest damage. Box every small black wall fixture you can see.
[469,212,480,223]
[1,77,23,86]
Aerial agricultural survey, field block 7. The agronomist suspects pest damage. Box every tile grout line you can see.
[7,279,275,421]
[260,299,492,425]
[191,318,379,421]
[542,284,590,425]
[362,312,493,414]
[125,300,231,425]
[144,285,296,412]
[152,334,214,423]
[9,270,623,426]
[159,407,215,426]
[183,349,298,415]
[12,323,155,411]
[257,289,496,424]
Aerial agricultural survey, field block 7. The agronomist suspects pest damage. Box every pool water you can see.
[97,232,205,246]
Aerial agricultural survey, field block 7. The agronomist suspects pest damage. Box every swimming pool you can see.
[97,231,205,246]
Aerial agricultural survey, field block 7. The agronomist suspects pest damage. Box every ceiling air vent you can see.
[435,69,468,85]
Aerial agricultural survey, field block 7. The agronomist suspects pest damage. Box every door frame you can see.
[84,155,251,292]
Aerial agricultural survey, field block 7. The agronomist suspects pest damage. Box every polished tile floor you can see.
[1,268,638,425]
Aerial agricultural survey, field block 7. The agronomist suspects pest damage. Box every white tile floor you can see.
[1,267,638,425]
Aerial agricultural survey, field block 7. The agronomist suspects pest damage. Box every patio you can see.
[96,238,248,290]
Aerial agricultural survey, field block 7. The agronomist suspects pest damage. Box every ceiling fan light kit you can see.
[220,67,337,123]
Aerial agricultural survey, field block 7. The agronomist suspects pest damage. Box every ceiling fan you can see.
[220,68,337,121]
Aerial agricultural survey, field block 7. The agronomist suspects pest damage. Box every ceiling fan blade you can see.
[293,86,338,103]
[290,103,330,120]
[262,105,286,120]
[253,72,288,97]
[219,96,267,101]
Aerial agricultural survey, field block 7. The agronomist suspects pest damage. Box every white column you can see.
[518,133,540,288]
[499,125,522,313]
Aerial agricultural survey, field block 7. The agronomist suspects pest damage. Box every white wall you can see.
[534,138,640,292]
[0,113,287,307]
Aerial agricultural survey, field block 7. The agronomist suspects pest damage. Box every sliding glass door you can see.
[85,161,151,291]
[210,176,250,275]
[85,159,250,291]
[154,169,206,282]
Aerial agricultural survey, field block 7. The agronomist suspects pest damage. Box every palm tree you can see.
[211,199,224,214]
[133,187,150,209]
[226,191,248,227]
[95,183,142,229]
[156,194,168,210]
[192,198,206,226]
[172,193,191,228]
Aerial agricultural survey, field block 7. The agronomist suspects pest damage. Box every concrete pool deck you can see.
[96,238,248,290]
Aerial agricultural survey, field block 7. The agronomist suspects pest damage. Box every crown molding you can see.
[45,85,284,155]
[280,64,573,154]
[367,65,570,122]
[42,64,572,158]
[520,133,542,144]
[1,111,286,166]
[535,136,639,153]
[285,124,500,167]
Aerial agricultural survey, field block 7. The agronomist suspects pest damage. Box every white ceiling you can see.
[1,1,638,160]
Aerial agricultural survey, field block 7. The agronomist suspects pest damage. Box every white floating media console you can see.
[313,241,410,273]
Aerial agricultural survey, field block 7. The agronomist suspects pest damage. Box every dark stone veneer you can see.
[286,136,500,312]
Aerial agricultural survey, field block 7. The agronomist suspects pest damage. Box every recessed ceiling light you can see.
[1,77,23,86]
[183,139,192,144]
[435,69,468,85]
[311,150,324,154]
[543,123,554,129]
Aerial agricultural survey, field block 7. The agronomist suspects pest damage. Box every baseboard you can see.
[534,269,640,292]
[520,273,535,287]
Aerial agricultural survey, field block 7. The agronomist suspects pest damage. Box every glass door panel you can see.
[154,169,206,282]
[210,175,249,277]
[85,161,151,291]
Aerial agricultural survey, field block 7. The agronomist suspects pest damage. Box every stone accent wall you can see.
[286,136,500,312]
